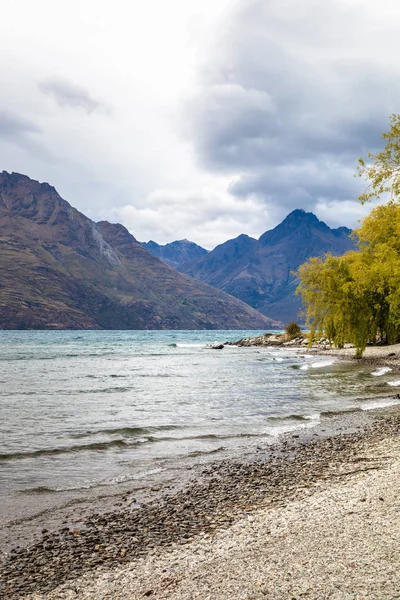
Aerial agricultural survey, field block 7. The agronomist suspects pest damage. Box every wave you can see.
[20,467,167,494]
[320,407,362,418]
[70,424,183,439]
[187,447,225,458]
[301,359,336,370]
[18,486,57,495]
[371,366,392,376]
[55,386,133,394]
[360,397,400,411]
[55,467,165,492]
[0,421,321,462]
[176,344,205,348]
[0,438,146,461]
[266,413,318,422]
[388,380,400,387]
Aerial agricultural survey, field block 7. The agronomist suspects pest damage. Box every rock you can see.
[209,343,224,349]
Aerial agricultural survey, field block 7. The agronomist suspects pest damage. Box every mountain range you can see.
[0,172,277,330]
[144,210,355,322]
[141,239,208,270]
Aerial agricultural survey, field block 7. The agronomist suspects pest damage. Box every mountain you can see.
[182,209,355,323]
[0,171,278,330]
[142,239,208,271]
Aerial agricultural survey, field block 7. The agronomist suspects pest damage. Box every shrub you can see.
[285,322,302,339]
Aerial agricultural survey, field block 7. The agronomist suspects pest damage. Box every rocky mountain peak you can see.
[259,209,330,246]
[141,238,208,270]
[178,208,355,323]
[0,172,275,330]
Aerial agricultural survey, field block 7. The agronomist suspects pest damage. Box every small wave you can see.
[135,373,178,378]
[187,447,225,458]
[18,486,57,495]
[176,343,205,348]
[371,366,392,376]
[0,438,149,462]
[60,386,132,394]
[50,467,165,492]
[360,398,400,411]
[311,360,335,368]
[321,407,362,418]
[388,380,400,387]
[266,414,316,422]
[168,343,177,348]
[150,432,264,442]
[300,360,335,370]
[304,413,320,421]
[268,420,318,436]
[70,424,182,439]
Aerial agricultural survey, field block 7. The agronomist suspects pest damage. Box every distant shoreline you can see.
[225,332,400,372]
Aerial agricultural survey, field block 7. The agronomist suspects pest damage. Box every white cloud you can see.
[0,0,399,248]
[111,186,270,249]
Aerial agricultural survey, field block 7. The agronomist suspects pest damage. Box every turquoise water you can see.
[1,330,399,500]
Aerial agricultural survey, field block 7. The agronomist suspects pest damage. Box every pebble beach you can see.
[2,402,400,599]
[3,336,400,599]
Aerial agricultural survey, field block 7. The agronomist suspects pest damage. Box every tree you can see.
[297,116,400,358]
[357,113,400,204]
[296,202,400,358]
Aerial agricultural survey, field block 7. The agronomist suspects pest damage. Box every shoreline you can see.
[226,332,400,371]
[5,341,399,560]
[2,403,400,598]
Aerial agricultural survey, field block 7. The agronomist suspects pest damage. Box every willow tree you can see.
[296,249,382,358]
[357,113,400,204]
[297,114,400,357]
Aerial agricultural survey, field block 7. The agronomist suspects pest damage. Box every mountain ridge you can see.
[141,238,208,270]
[180,209,355,322]
[0,171,279,330]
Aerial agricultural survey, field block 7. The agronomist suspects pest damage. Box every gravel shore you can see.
[2,406,400,599]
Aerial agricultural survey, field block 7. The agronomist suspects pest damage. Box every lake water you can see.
[1,330,400,503]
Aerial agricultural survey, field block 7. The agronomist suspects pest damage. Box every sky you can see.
[1,0,399,248]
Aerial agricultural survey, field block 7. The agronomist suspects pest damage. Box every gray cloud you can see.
[185,0,400,219]
[229,162,360,211]
[38,77,112,115]
[0,110,40,137]
[0,109,54,161]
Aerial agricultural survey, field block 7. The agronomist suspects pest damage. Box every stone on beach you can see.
[2,408,400,599]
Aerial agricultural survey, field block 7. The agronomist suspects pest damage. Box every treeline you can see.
[297,115,400,358]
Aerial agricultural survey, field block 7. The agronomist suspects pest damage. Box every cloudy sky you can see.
[1,0,399,248]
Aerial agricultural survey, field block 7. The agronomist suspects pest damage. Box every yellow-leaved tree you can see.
[297,116,400,358]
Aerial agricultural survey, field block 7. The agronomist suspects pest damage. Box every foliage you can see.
[285,321,302,339]
[296,203,400,358]
[357,114,400,203]
[298,116,400,357]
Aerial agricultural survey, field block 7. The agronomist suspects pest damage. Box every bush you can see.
[285,322,302,339]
